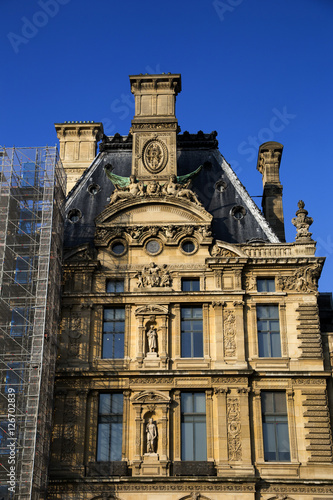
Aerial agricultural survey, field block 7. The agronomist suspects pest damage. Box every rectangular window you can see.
[181,393,207,461]
[181,306,203,358]
[102,308,125,358]
[261,391,290,461]
[97,393,123,461]
[106,279,124,293]
[257,305,281,357]
[257,278,275,292]
[181,278,200,292]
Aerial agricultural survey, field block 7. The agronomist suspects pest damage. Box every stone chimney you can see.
[129,73,181,181]
[256,141,285,242]
[55,121,104,194]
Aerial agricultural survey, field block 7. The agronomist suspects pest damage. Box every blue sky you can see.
[1,0,332,291]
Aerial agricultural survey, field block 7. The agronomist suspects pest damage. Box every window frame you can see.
[102,307,125,359]
[181,392,207,461]
[106,278,125,293]
[256,304,281,358]
[257,278,275,293]
[181,306,203,358]
[261,391,291,462]
[96,393,123,462]
[181,278,200,292]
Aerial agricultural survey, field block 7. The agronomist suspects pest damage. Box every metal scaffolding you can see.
[0,147,66,499]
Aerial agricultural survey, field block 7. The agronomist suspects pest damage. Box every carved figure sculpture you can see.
[147,326,157,353]
[146,418,157,453]
[176,181,202,205]
[146,180,161,196]
[110,175,140,203]
[162,174,179,196]
[135,263,173,288]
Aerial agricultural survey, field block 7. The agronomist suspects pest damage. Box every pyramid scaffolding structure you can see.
[0,146,66,499]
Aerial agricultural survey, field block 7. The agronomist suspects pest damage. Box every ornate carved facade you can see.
[48,74,333,499]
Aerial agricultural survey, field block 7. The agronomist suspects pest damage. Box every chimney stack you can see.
[257,141,285,242]
[55,121,104,194]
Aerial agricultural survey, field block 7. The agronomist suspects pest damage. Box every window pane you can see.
[182,279,200,291]
[103,308,125,359]
[271,332,282,357]
[257,279,275,292]
[194,421,207,460]
[181,307,203,358]
[194,393,206,413]
[106,280,124,293]
[181,393,206,461]
[193,331,203,357]
[181,332,192,358]
[181,393,193,413]
[97,423,110,461]
[276,423,290,460]
[113,334,124,358]
[257,305,281,358]
[262,392,290,462]
[97,394,123,462]
[99,394,111,414]
[182,422,194,460]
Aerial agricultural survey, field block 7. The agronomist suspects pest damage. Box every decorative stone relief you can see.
[227,397,242,461]
[292,200,313,241]
[135,262,172,288]
[243,275,256,291]
[143,138,168,174]
[105,169,203,206]
[210,244,238,257]
[277,264,322,292]
[61,397,77,462]
[223,310,236,357]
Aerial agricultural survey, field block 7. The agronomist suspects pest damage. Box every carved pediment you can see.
[210,241,248,258]
[135,304,169,316]
[131,390,170,404]
[95,197,213,228]
[63,244,96,262]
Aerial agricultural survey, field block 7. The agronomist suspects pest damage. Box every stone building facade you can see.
[47,74,333,499]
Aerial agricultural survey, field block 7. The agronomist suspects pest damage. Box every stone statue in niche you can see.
[147,326,157,353]
[146,418,157,453]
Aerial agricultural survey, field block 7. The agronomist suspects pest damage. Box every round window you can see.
[111,241,126,256]
[215,180,227,193]
[67,209,82,223]
[87,183,100,195]
[146,239,162,255]
[231,206,246,220]
[181,240,196,254]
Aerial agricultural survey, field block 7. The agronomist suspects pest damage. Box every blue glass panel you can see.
[194,393,206,413]
[194,421,207,460]
[193,331,203,357]
[182,422,193,460]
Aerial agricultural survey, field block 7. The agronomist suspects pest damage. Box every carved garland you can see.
[227,396,242,461]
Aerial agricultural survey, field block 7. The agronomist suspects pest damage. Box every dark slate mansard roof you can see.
[63,132,279,249]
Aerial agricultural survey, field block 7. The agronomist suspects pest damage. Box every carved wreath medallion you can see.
[142,138,168,173]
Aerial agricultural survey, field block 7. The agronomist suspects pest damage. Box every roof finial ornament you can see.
[292,200,313,241]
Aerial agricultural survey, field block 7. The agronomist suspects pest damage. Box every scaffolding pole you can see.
[0,146,66,500]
